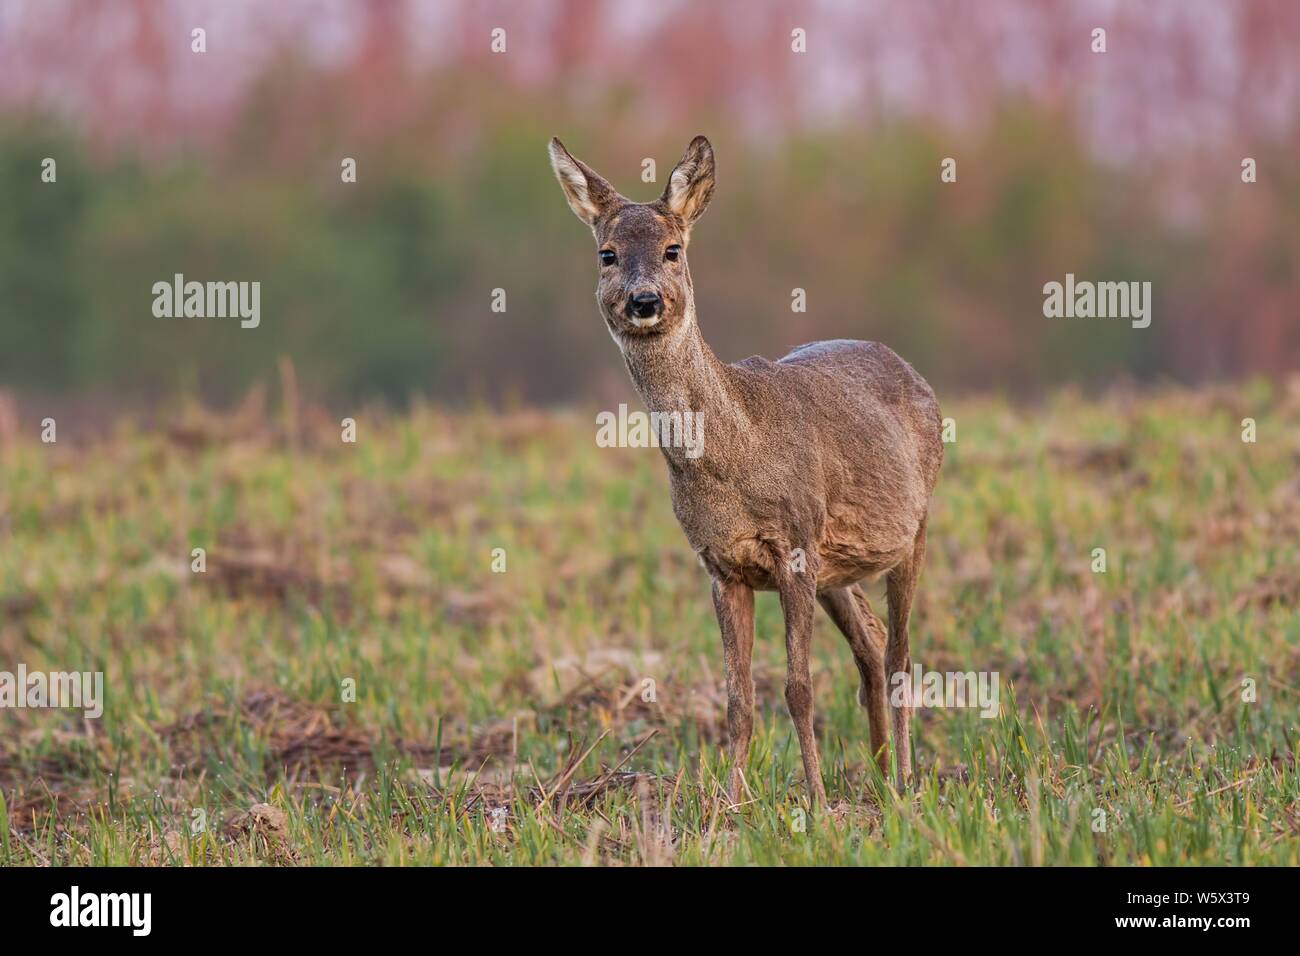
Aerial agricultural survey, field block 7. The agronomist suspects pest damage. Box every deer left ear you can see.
[661,135,715,228]
[549,137,621,228]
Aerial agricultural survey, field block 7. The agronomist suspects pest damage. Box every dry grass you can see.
[1,378,1298,864]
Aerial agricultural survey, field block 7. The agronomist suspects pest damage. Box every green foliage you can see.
[2,85,1295,402]
[0,123,90,388]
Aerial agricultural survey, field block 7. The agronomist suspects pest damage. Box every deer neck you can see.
[618,307,743,469]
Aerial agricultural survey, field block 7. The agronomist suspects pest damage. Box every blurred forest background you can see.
[0,0,1297,409]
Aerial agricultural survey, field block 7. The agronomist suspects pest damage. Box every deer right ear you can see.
[662,135,715,229]
[549,138,619,227]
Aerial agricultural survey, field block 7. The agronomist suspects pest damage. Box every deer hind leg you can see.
[885,520,928,788]
[712,577,755,803]
[818,585,889,776]
[776,559,828,807]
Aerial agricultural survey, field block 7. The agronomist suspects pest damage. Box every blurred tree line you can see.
[1,2,1297,405]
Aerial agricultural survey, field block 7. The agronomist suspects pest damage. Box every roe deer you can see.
[549,135,943,804]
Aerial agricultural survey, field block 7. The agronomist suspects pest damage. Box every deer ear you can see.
[662,135,715,228]
[549,138,620,227]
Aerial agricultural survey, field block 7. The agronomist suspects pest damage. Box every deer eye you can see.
[665,244,682,262]
[599,249,617,267]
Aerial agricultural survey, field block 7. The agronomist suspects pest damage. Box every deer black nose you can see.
[628,292,663,319]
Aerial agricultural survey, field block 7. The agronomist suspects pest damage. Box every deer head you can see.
[549,135,715,341]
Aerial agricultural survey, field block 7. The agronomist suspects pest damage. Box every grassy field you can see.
[1,380,1298,866]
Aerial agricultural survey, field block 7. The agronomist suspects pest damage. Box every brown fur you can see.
[550,135,943,802]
